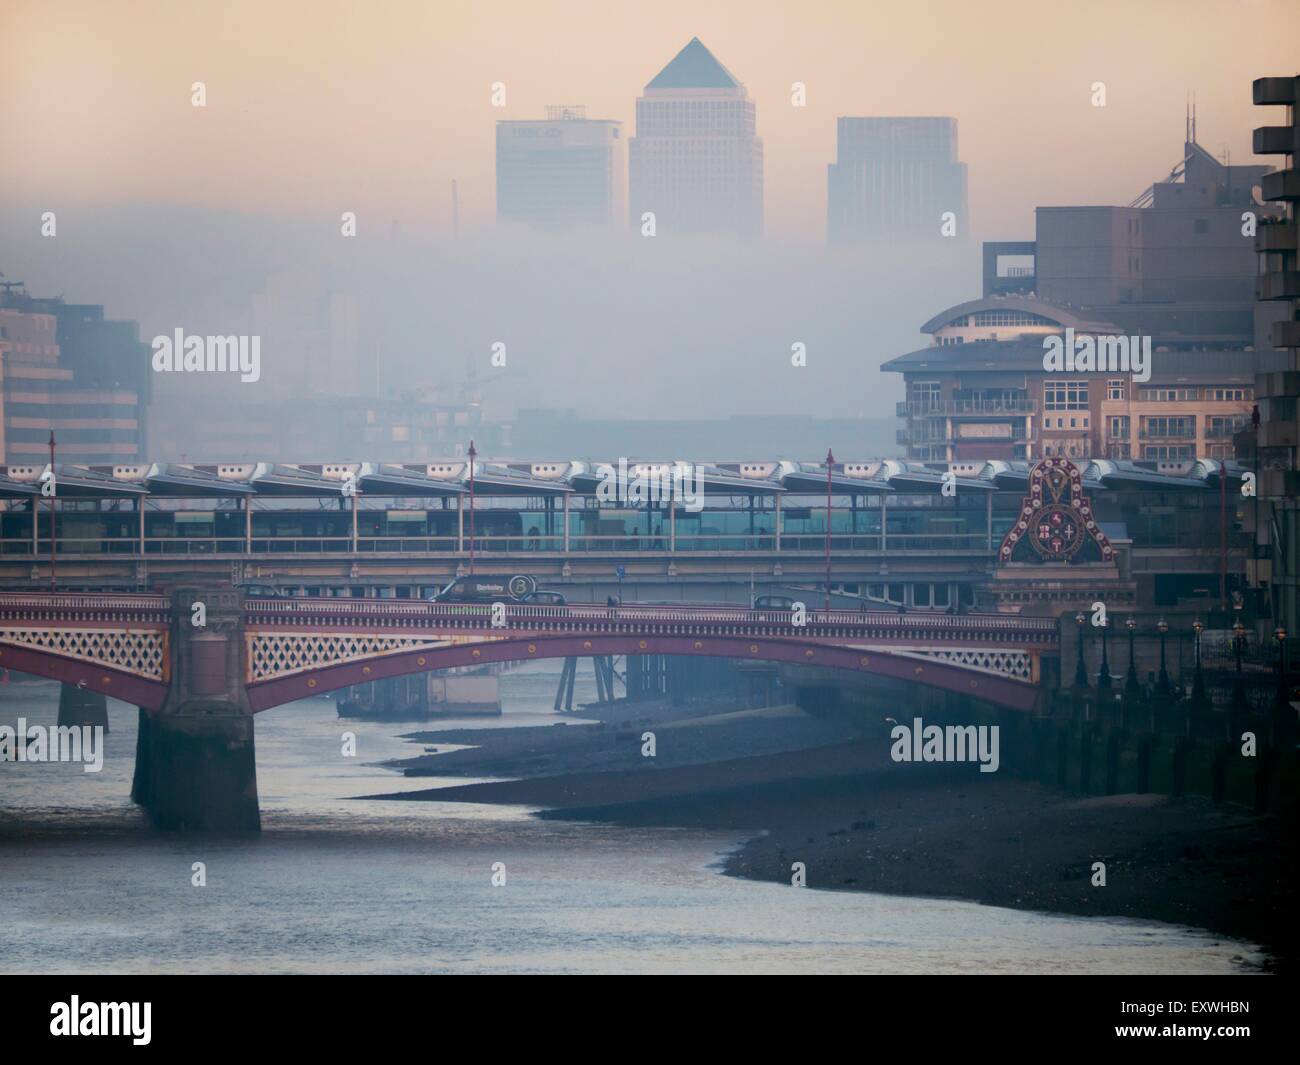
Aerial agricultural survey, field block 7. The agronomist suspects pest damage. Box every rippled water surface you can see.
[0,668,1264,974]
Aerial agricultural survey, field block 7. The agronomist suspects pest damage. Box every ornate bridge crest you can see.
[998,457,1113,565]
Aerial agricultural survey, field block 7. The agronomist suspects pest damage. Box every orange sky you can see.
[2,0,1297,240]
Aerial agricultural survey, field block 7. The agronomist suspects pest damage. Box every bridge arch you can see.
[0,639,169,711]
[244,633,1040,713]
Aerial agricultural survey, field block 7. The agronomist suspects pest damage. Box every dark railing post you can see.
[1190,617,1207,708]
[467,439,477,576]
[1231,618,1249,716]
[1125,615,1139,694]
[1156,617,1171,698]
[48,429,57,591]
[1074,612,1089,690]
[1097,615,1112,690]
[1273,626,1291,746]
[824,448,834,612]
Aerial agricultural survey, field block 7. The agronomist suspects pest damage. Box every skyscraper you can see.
[628,38,763,237]
[827,117,968,242]
[496,106,624,230]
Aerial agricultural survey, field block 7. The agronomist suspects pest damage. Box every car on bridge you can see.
[752,593,798,610]
[237,583,290,599]
[428,575,564,604]
[522,590,567,606]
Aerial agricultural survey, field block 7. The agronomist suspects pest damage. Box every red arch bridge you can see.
[0,589,1058,830]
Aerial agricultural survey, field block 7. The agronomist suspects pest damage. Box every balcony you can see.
[1259,272,1300,301]
[1253,125,1297,155]
[1256,221,1298,253]
[905,399,1036,417]
[1272,320,1300,349]
[1262,170,1300,202]
[1253,77,1298,106]
[1138,429,1196,441]
[1204,424,1247,440]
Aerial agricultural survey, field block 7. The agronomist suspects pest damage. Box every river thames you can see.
[0,670,1264,975]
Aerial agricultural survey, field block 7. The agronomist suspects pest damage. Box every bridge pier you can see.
[132,587,260,832]
[131,708,259,831]
[57,684,109,732]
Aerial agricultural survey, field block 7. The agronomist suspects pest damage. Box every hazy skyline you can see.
[3,0,1296,240]
[2,0,1295,430]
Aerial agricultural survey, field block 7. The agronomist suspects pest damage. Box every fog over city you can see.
[3,0,1296,452]
[0,205,977,425]
[2,0,1300,1009]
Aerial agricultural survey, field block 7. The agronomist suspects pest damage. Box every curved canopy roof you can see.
[919,295,1118,336]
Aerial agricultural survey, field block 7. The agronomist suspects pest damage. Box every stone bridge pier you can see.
[131,587,260,832]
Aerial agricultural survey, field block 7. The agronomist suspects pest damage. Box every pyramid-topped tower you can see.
[645,37,741,90]
[629,38,763,236]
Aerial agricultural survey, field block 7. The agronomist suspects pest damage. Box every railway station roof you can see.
[356,464,467,497]
[876,461,995,493]
[778,462,894,495]
[49,466,149,498]
[1084,459,1211,491]
[0,472,41,499]
[0,457,1238,503]
[559,461,780,497]
[144,464,258,497]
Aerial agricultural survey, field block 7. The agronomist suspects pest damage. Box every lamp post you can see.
[467,440,477,576]
[48,429,56,591]
[1156,618,1171,698]
[1274,625,1289,716]
[824,448,834,612]
[1191,617,1207,709]
[1231,618,1249,715]
[1074,612,1089,689]
[1125,616,1139,694]
[1097,613,1112,690]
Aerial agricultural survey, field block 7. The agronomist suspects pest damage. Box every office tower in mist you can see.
[628,37,763,237]
[827,117,968,242]
[496,106,625,229]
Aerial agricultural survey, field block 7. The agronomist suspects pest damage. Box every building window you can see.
[1108,379,1126,400]
[1143,444,1194,460]
[1107,415,1130,440]
[1141,415,1195,439]
[1044,380,1088,411]
[1139,386,1200,402]
[1208,387,1250,402]
[1206,414,1248,439]
[965,310,1059,327]
[910,381,941,412]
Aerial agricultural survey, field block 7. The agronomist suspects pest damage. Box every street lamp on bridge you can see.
[1191,617,1207,710]
[1156,618,1171,698]
[467,439,477,576]
[1073,612,1089,689]
[1274,626,1289,739]
[1097,613,1112,690]
[48,430,56,592]
[1231,617,1249,716]
[1125,616,1140,694]
[824,448,834,612]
